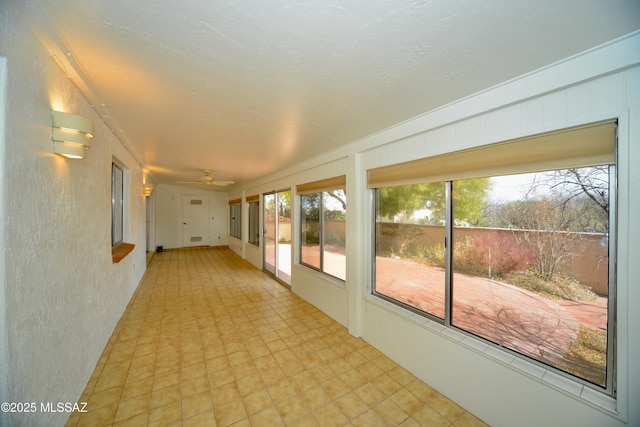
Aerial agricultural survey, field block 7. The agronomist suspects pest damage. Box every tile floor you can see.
[66,247,489,427]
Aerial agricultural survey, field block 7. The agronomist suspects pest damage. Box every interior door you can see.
[263,191,291,285]
[183,195,209,247]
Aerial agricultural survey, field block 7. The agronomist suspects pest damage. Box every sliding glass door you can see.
[263,190,291,285]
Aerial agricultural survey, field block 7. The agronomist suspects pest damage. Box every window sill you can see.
[112,243,135,263]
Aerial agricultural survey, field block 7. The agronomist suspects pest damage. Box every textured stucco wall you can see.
[1,4,147,426]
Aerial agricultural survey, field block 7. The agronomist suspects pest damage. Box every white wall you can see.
[230,33,640,427]
[0,4,147,426]
[154,184,228,249]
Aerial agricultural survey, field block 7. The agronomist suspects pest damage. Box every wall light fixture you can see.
[51,110,94,159]
[143,184,154,197]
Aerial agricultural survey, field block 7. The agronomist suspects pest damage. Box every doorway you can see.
[263,190,291,285]
[182,195,209,247]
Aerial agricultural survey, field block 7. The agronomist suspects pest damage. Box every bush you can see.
[504,269,598,302]
[419,234,533,277]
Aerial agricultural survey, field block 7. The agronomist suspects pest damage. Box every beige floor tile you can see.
[183,409,217,427]
[288,413,320,427]
[214,398,248,427]
[277,395,310,424]
[126,363,155,383]
[313,402,348,427]
[182,390,213,419]
[398,417,422,427]
[405,379,438,403]
[250,406,285,427]
[351,409,387,427]
[112,411,148,427]
[147,401,182,427]
[428,393,466,421]
[236,373,265,396]
[338,369,368,390]
[335,392,369,420]
[373,398,410,426]
[267,379,297,403]
[389,388,424,415]
[182,361,207,381]
[212,381,241,406]
[76,402,118,427]
[310,365,335,384]
[150,383,180,409]
[289,370,317,392]
[86,386,123,411]
[354,382,386,407]
[152,369,180,390]
[357,362,384,381]
[373,373,403,396]
[93,370,127,392]
[114,394,150,423]
[231,360,258,379]
[453,411,491,427]
[243,388,274,415]
[388,365,416,386]
[121,376,153,401]
[411,405,451,427]
[209,367,235,388]
[71,248,487,427]
[299,385,332,411]
[321,376,350,400]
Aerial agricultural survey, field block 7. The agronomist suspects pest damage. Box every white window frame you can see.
[111,162,124,246]
[370,121,617,396]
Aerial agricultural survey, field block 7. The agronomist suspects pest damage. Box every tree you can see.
[505,196,584,279]
[452,179,492,226]
[490,166,610,279]
[377,179,490,225]
[376,179,490,256]
[538,166,609,232]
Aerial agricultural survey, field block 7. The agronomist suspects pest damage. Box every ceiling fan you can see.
[177,170,234,186]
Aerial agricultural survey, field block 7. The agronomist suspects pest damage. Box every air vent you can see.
[191,199,203,205]
[190,236,203,242]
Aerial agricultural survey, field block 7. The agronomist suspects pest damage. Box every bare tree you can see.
[498,166,610,280]
[511,196,584,279]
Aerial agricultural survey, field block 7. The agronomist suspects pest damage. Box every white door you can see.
[182,196,209,247]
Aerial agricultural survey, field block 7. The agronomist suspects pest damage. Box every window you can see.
[229,199,242,239]
[247,195,260,246]
[299,177,346,281]
[371,121,616,393]
[111,162,124,246]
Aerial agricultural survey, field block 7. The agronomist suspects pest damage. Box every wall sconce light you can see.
[51,110,94,159]
[143,184,154,197]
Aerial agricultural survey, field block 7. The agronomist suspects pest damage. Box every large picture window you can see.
[229,199,242,239]
[299,177,347,281]
[372,121,616,392]
[247,195,260,246]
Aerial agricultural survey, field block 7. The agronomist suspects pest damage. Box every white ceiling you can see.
[18,0,640,189]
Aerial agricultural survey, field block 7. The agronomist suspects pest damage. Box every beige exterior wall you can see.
[376,223,609,295]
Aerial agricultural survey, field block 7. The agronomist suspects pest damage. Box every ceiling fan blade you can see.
[212,181,234,186]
